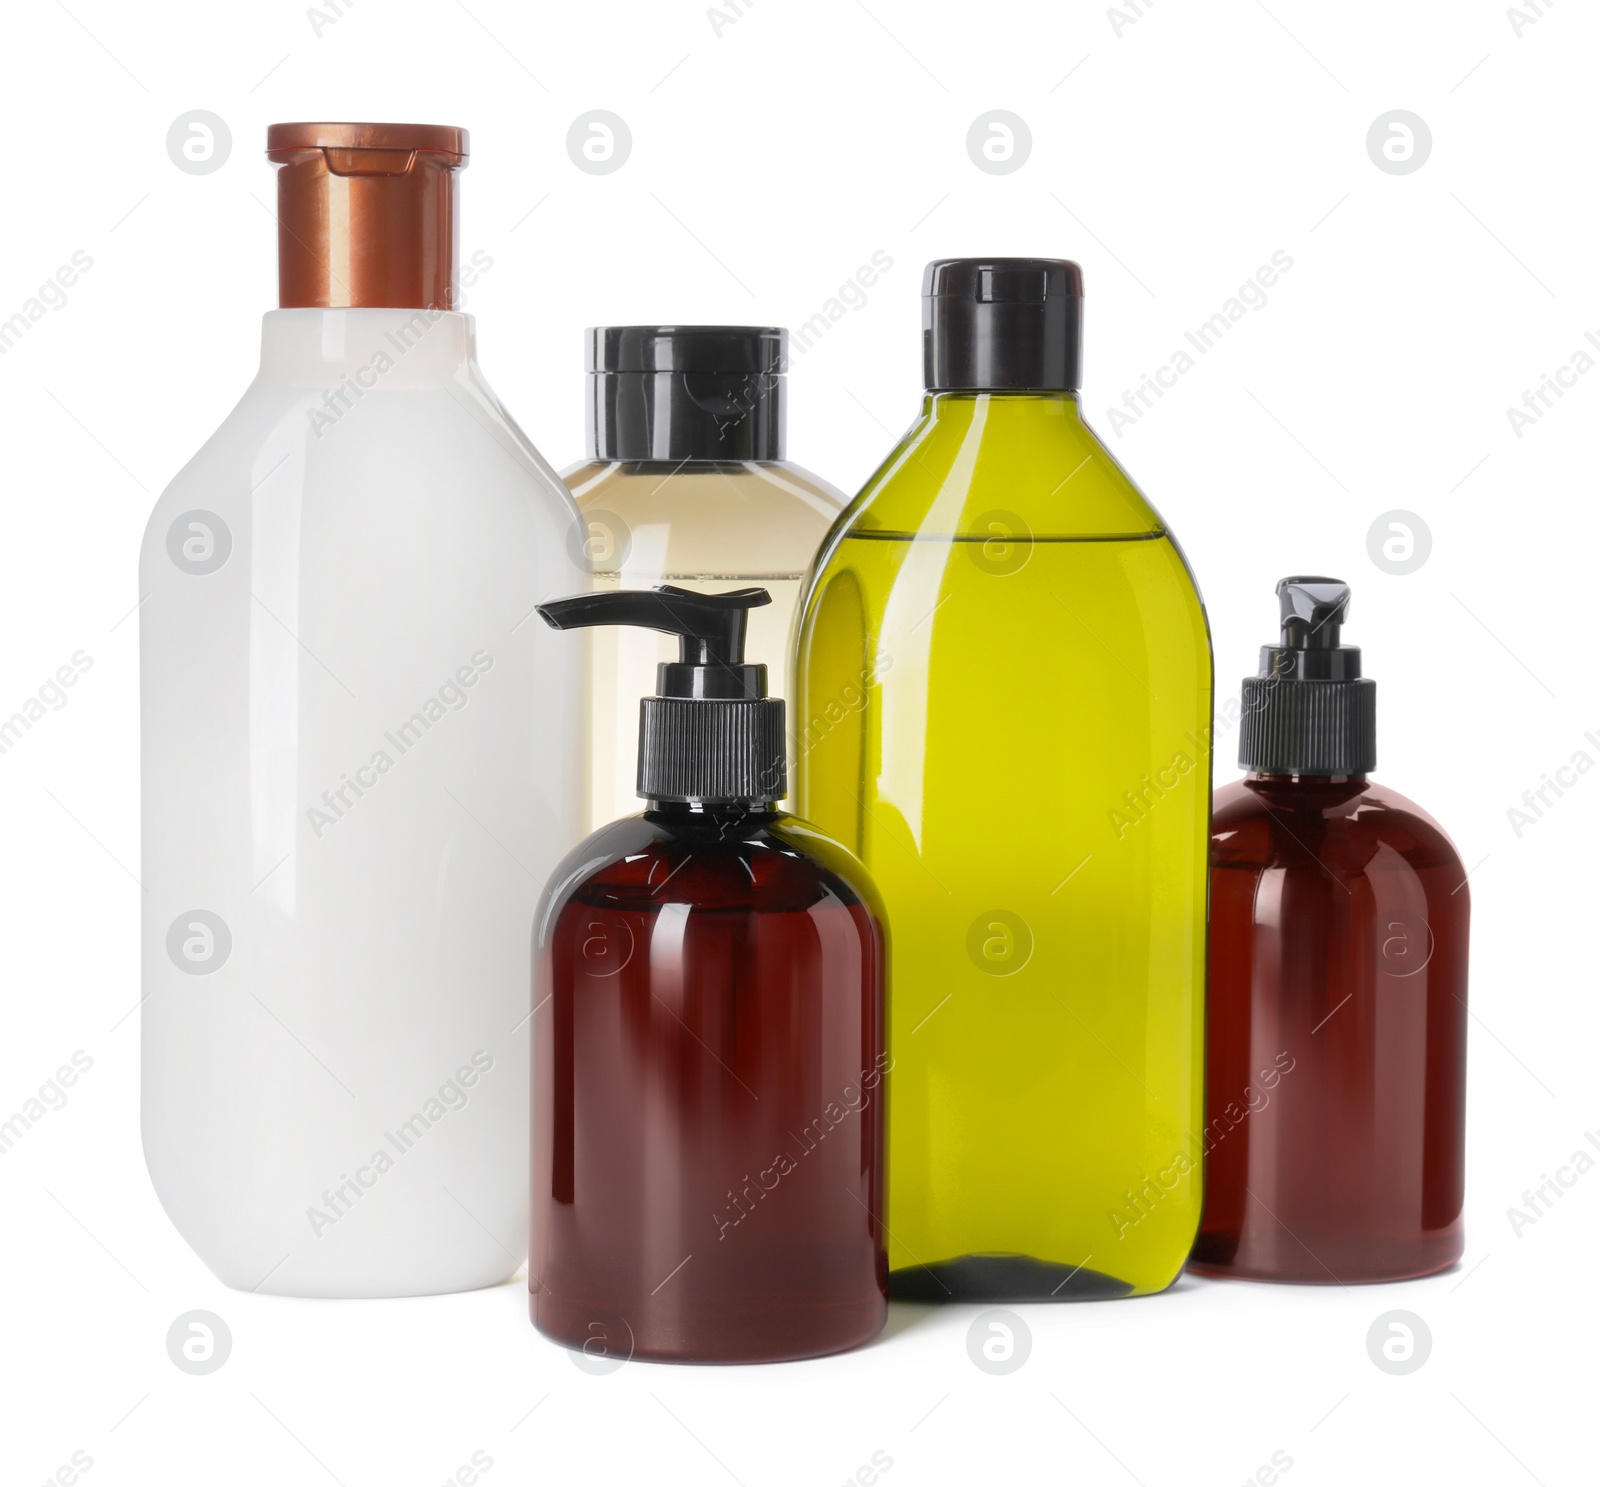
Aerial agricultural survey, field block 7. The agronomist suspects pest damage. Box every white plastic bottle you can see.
[139,123,583,1297]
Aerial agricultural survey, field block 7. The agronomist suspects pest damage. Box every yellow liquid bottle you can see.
[794,261,1212,1299]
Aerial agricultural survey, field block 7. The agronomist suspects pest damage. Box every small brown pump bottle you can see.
[529,586,887,1362]
[1191,577,1469,1284]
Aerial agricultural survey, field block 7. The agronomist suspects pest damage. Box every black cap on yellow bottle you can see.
[922,258,1084,392]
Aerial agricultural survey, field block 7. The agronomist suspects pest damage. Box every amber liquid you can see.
[1191,774,1469,1283]
[531,809,887,1363]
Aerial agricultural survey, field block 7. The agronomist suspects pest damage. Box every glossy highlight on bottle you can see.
[530,586,886,1363]
[532,808,887,1362]
[140,122,582,1298]
[1193,773,1469,1281]
[795,261,1212,1300]
[1192,579,1468,1283]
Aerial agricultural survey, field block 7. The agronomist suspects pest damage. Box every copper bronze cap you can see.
[266,122,469,311]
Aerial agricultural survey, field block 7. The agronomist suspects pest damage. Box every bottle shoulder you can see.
[560,460,844,576]
[831,393,1165,541]
[1212,775,1465,875]
[143,368,577,570]
[539,812,884,923]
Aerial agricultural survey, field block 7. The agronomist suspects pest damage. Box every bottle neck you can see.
[1246,770,1369,788]
[842,385,1160,541]
[919,388,1083,423]
[645,800,781,831]
[258,307,475,386]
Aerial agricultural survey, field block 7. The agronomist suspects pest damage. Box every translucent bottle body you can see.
[795,392,1212,1299]
[531,809,887,1361]
[1193,774,1468,1283]
[563,459,842,827]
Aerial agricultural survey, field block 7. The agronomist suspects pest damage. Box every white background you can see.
[2,1,1595,1483]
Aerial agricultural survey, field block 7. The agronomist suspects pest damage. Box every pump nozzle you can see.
[1260,576,1362,682]
[1239,574,1376,776]
[536,584,770,659]
[537,584,786,806]
[1277,576,1351,652]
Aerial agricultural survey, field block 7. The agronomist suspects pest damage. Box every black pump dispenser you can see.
[538,585,786,805]
[1238,576,1377,776]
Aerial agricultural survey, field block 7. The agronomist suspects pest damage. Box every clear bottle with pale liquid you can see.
[563,327,844,827]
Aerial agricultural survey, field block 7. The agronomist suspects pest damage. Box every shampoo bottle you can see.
[1191,577,1468,1282]
[531,586,887,1363]
[140,123,584,1296]
[562,327,844,829]
[795,259,1212,1300]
